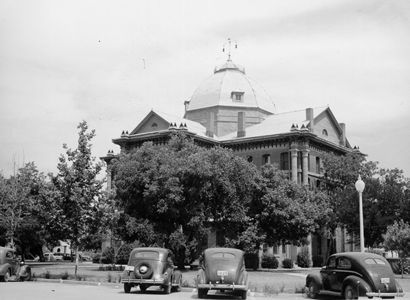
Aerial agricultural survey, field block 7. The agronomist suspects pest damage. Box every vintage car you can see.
[121,247,182,294]
[0,246,31,282]
[196,247,248,299]
[305,252,404,299]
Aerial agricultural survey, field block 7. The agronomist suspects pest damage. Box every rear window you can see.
[210,252,235,259]
[365,258,386,265]
[134,251,159,259]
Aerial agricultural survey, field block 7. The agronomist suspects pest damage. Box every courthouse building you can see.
[103,58,360,264]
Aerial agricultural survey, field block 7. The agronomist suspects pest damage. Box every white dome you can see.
[187,60,276,113]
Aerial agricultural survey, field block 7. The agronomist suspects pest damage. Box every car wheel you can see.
[306,281,319,299]
[163,281,171,294]
[171,272,182,292]
[124,283,131,293]
[139,284,147,293]
[344,284,358,300]
[4,270,10,282]
[198,288,207,298]
[241,290,247,299]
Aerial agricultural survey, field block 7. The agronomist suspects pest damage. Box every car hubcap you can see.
[139,265,148,274]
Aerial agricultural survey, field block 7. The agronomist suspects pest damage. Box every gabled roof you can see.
[129,110,208,138]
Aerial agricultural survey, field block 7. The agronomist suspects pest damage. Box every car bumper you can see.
[121,278,166,285]
[366,291,405,298]
[197,283,247,291]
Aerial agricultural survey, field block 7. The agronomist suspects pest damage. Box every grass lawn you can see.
[29,262,410,295]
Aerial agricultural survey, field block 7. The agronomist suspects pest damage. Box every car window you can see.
[327,257,336,268]
[365,258,386,265]
[337,257,351,269]
[134,251,159,259]
[211,252,235,259]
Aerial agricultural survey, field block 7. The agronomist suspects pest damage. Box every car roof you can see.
[330,252,386,262]
[131,247,169,254]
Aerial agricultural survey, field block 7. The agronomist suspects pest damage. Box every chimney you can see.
[237,112,246,137]
[184,99,190,112]
[206,111,215,137]
[306,108,314,132]
[340,123,346,146]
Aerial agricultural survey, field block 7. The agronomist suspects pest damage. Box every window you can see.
[263,154,271,165]
[328,257,336,268]
[280,152,289,170]
[231,91,244,102]
[315,157,320,173]
[322,129,328,136]
[337,257,351,269]
[134,251,159,259]
[151,122,158,129]
[211,252,235,259]
[247,156,253,163]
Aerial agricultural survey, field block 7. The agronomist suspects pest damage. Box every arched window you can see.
[151,122,158,129]
[322,129,328,136]
[247,156,253,163]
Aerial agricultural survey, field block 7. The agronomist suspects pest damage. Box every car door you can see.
[321,256,336,291]
[331,257,353,292]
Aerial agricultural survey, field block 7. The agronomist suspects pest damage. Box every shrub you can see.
[61,271,69,280]
[261,254,279,269]
[282,258,294,269]
[296,248,311,268]
[244,252,259,270]
[45,270,50,279]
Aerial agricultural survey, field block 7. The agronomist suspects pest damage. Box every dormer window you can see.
[322,129,328,136]
[231,91,244,102]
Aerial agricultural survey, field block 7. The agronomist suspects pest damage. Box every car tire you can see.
[163,281,171,294]
[344,284,358,300]
[139,284,147,293]
[124,283,131,293]
[171,272,182,292]
[3,270,10,282]
[198,288,207,298]
[134,262,153,279]
[306,281,319,299]
[241,290,247,299]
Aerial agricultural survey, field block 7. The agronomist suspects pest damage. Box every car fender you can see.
[0,263,12,275]
[172,270,182,285]
[237,269,248,286]
[197,269,206,286]
[18,264,31,279]
[342,275,372,297]
[305,273,323,290]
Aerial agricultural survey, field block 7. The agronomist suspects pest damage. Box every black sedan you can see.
[196,247,248,299]
[305,252,404,299]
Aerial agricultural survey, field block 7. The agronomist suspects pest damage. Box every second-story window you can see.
[263,154,271,165]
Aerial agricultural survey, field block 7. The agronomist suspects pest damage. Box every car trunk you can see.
[205,259,239,284]
[367,266,398,293]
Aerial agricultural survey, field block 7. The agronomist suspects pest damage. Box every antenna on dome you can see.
[222,38,238,61]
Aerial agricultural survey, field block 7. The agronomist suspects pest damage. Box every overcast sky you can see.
[1,0,409,178]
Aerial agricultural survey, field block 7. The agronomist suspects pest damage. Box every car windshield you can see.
[365,258,386,265]
[210,252,235,259]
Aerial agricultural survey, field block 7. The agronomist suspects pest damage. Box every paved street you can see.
[0,281,302,300]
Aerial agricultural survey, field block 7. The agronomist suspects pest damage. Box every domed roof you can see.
[187,60,276,113]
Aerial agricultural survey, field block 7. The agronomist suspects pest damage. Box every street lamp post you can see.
[355,175,366,252]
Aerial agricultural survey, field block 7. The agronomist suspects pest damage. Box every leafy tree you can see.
[52,121,104,276]
[384,220,410,277]
[322,152,410,247]
[113,133,261,267]
[254,164,332,246]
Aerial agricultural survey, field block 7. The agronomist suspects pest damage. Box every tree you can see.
[254,164,332,246]
[52,121,104,276]
[384,220,410,277]
[322,152,410,247]
[112,133,261,267]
